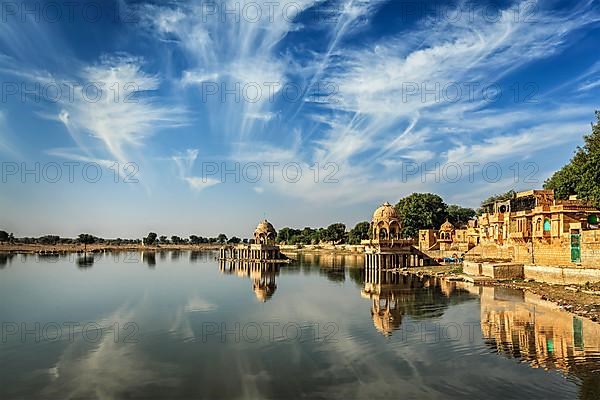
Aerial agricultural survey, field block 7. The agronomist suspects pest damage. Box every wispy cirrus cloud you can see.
[316,0,600,164]
[57,55,187,165]
[172,148,220,191]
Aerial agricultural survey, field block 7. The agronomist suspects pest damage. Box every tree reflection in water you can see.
[142,252,156,268]
[76,255,94,269]
[0,252,16,268]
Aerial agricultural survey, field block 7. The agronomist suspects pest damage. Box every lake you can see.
[1,251,599,399]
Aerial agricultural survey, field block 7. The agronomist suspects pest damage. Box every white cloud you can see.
[184,176,221,191]
[61,55,186,164]
[444,122,587,165]
[313,1,599,167]
[172,149,221,192]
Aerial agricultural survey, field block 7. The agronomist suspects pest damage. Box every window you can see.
[543,219,551,232]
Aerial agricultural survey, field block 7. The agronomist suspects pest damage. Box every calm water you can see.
[1,251,600,399]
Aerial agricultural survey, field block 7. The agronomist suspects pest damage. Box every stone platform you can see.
[463,260,524,280]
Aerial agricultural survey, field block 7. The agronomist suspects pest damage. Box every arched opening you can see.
[379,228,388,241]
[389,227,396,239]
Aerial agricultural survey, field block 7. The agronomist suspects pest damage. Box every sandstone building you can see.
[219,219,286,262]
[362,202,429,268]
[473,190,600,268]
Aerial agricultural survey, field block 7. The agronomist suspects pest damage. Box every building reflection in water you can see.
[361,268,476,336]
[479,286,600,397]
[219,260,280,302]
[294,252,364,269]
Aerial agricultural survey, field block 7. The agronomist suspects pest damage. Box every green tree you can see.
[171,235,182,244]
[277,227,301,244]
[348,221,370,244]
[447,205,476,228]
[545,111,600,207]
[189,235,201,245]
[228,236,241,244]
[217,234,228,244]
[0,231,8,242]
[38,235,60,245]
[144,232,158,246]
[77,234,96,252]
[326,223,347,244]
[159,235,168,244]
[395,193,448,238]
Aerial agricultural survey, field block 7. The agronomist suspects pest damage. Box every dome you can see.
[255,219,276,235]
[254,219,277,244]
[440,219,454,231]
[371,202,402,241]
[372,202,399,224]
[253,283,277,302]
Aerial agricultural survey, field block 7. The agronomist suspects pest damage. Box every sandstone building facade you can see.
[473,190,600,268]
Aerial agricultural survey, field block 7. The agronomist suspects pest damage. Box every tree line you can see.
[275,197,476,244]
[0,196,477,246]
[0,232,238,246]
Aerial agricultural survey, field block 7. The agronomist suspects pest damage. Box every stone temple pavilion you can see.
[362,202,427,268]
[219,220,286,262]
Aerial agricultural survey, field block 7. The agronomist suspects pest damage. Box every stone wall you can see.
[480,263,524,279]
[463,261,481,276]
[582,230,600,266]
[524,265,600,285]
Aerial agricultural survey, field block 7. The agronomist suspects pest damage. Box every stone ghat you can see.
[464,261,524,280]
[464,260,600,284]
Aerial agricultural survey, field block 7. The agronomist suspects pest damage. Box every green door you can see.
[571,234,581,263]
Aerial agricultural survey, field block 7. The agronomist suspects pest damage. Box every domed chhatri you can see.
[219,219,288,263]
[255,219,277,245]
[364,202,424,269]
[371,202,402,241]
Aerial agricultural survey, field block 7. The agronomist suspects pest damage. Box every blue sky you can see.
[0,0,599,238]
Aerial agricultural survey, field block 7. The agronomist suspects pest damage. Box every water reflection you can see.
[141,252,157,267]
[361,269,477,336]
[479,286,600,396]
[190,251,211,263]
[0,252,15,268]
[76,255,95,269]
[2,250,600,399]
[219,260,280,302]
[294,252,364,269]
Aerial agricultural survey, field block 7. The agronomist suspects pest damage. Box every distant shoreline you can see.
[0,243,223,254]
[0,243,367,254]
